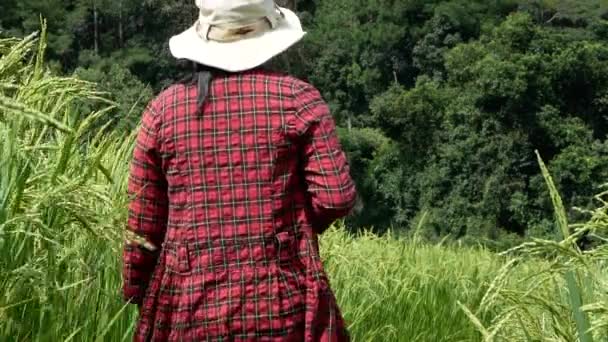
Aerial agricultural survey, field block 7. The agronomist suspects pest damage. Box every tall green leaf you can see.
[536,150,593,342]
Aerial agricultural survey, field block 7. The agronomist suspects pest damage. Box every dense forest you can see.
[2,0,607,246]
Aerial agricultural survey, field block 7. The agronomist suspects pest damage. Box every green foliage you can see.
[364,7,608,241]
[338,127,398,230]
[0,27,135,340]
[74,55,153,134]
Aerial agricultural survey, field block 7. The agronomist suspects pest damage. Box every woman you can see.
[122,0,357,341]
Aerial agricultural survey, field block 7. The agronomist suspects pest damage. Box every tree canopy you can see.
[2,0,607,245]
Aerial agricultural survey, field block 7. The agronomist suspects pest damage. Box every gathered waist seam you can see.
[161,231,301,273]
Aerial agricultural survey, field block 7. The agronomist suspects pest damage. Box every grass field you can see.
[2,29,607,342]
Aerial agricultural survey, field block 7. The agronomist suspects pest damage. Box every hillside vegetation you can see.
[2,0,608,242]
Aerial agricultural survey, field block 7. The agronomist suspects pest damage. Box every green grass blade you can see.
[94,302,132,342]
[566,270,593,342]
[536,150,593,342]
[535,150,570,240]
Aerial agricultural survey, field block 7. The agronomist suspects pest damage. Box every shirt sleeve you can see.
[122,99,168,305]
[292,81,357,234]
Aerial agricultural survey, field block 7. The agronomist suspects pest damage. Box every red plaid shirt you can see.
[123,69,356,341]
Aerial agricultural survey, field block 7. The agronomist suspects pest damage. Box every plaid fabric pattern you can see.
[123,69,356,341]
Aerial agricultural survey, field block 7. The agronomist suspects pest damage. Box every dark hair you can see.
[175,59,227,115]
[172,59,279,114]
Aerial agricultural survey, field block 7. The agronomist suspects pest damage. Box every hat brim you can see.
[169,7,306,72]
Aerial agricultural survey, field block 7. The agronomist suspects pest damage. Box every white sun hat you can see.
[169,0,306,72]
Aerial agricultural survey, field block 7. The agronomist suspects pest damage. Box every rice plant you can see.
[0,23,137,341]
[458,152,608,341]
